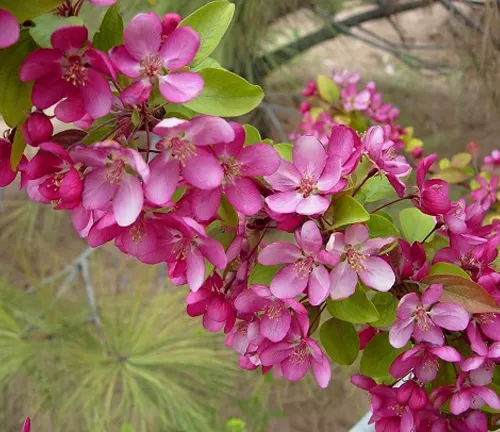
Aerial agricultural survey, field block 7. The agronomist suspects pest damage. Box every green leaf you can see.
[370,293,398,328]
[10,122,27,171]
[431,167,467,184]
[218,195,238,227]
[248,263,280,286]
[92,4,124,52]
[121,425,135,432]
[2,0,64,21]
[206,220,235,251]
[274,143,293,162]
[360,333,409,378]
[243,124,261,145]
[366,214,400,238]
[326,287,379,324]
[179,0,235,66]
[320,318,359,365]
[330,195,370,230]
[192,57,225,72]
[184,68,264,117]
[429,263,470,279]
[30,15,83,48]
[0,30,37,127]
[131,109,140,127]
[316,75,339,102]
[421,274,500,313]
[358,175,396,204]
[399,207,435,243]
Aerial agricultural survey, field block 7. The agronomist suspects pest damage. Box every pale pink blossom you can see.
[326,224,395,299]
[0,9,19,48]
[265,135,343,215]
[389,284,470,348]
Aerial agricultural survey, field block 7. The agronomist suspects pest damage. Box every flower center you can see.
[293,257,314,279]
[130,219,146,244]
[48,173,65,191]
[62,55,88,87]
[141,55,163,78]
[221,158,240,181]
[298,175,317,197]
[290,342,308,364]
[167,136,197,167]
[104,159,126,184]
[384,147,397,160]
[346,247,366,272]
[265,301,284,320]
[477,313,497,325]
[414,305,432,332]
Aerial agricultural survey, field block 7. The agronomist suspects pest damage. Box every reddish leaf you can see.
[51,130,86,148]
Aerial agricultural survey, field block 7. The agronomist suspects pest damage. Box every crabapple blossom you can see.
[20,26,115,121]
[326,224,395,299]
[258,220,339,305]
[22,112,54,147]
[389,283,470,348]
[265,135,343,215]
[415,154,451,216]
[0,9,19,48]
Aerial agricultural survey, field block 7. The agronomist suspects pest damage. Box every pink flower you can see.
[389,283,469,348]
[259,315,331,387]
[109,12,203,104]
[186,274,236,333]
[22,142,82,209]
[470,174,498,210]
[226,318,263,354]
[432,372,500,415]
[415,154,451,216]
[0,138,19,187]
[265,135,343,215]
[234,284,308,342]
[390,344,461,382]
[461,322,500,385]
[159,215,227,291]
[88,0,116,5]
[450,410,488,432]
[326,125,363,176]
[162,13,182,37]
[192,123,281,217]
[341,84,370,111]
[484,149,500,167]
[363,126,411,197]
[398,239,430,282]
[22,112,53,147]
[144,116,234,202]
[71,141,149,227]
[22,417,30,432]
[258,221,339,305]
[0,9,19,48]
[474,312,500,341]
[20,26,114,121]
[333,69,360,86]
[326,224,395,299]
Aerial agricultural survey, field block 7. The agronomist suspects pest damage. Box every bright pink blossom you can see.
[327,224,395,299]
[22,112,53,147]
[260,315,331,387]
[110,12,203,104]
[389,283,469,348]
[363,126,411,197]
[0,9,19,48]
[71,141,149,226]
[265,136,343,215]
[258,221,339,305]
[432,372,500,415]
[20,26,114,121]
[234,284,308,342]
[450,410,488,432]
[192,123,280,217]
[341,84,370,111]
[398,239,430,282]
[89,0,116,5]
[0,138,18,187]
[390,344,461,382]
[326,125,363,176]
[144,116,234,202]
[471,174,498,210]
[333,69,360,86]
[226,318,263,355]
[415,154,451,215]
[23,142,82,209]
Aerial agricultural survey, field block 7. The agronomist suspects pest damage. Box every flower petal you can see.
[450,392,472,415]
[282,353,309,381]
[270,264,309,299]
[20,49,62,82]
[389,319,415,348]
[158,26,200,69]
[258,242,302,265]
[186,115,235,146]
[51,26,88,52]
[32,75,71,110]
[158,72,204,104]
[143,152,179,205]
[82,167,116,209]
[317,155,341,192]
[329,261,357,300]
[397,293,419,320]
[293,135,326,178]
[54,95,86,123]
[238,143,281,177]
[112,174,143,227]
[225,177,263,216]
[295,220,322,255]
[120,79,153,105]
[124,12,162,60]
[358,256,395,292]
[310,354,331,388]
[295,194,330,216]
[186,248,205,292]
[308,265,330,306]
[0,9,19,48]
[430,302,469,331]
[264,159,301,191]
[265,191,303,214]
[345,224,370,246]
[109,45,141,78]
[261,307,291,342]
[191,187,222,221]
[81,69,112,119]
[182,147,223,190]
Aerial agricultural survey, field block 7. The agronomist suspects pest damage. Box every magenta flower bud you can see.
[299,101,311,114]
[22,112,53,147]
[22,417,31,432]
[397,381,428,411]
[162,13,182,37]
[0,9,19,48]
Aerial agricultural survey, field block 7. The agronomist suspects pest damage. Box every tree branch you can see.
[253,0,431,78]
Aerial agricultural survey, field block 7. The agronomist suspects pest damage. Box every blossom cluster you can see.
[1,2,500,431]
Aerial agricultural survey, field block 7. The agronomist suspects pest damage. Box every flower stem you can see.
[421,222,443,243]
[370,194,416,214]
[352,168,378,197]
[308,303,327,336]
